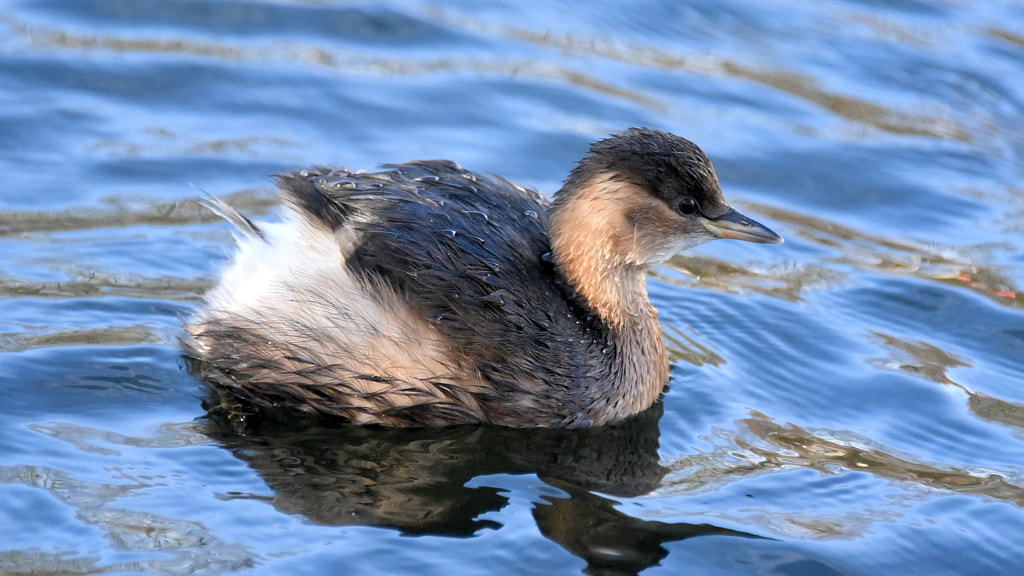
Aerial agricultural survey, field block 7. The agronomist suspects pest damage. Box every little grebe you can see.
[186,128,782,428]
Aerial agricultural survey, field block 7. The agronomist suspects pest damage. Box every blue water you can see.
[2,0,1024,574]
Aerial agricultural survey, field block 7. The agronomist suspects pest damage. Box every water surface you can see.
[2,1,1024,575]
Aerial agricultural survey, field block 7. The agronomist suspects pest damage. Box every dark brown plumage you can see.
[186,128,782,427]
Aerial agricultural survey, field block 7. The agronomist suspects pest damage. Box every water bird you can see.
[186,128,782,428]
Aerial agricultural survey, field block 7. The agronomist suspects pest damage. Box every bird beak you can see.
[701,207,784,244]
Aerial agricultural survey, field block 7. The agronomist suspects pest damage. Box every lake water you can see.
[2,0,1024,574]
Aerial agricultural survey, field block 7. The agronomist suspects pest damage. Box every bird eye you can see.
[677,197,698,216]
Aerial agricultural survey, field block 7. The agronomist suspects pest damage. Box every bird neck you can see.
[548,174,669,420]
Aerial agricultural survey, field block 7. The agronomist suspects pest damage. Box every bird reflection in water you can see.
[201,399,762,575]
